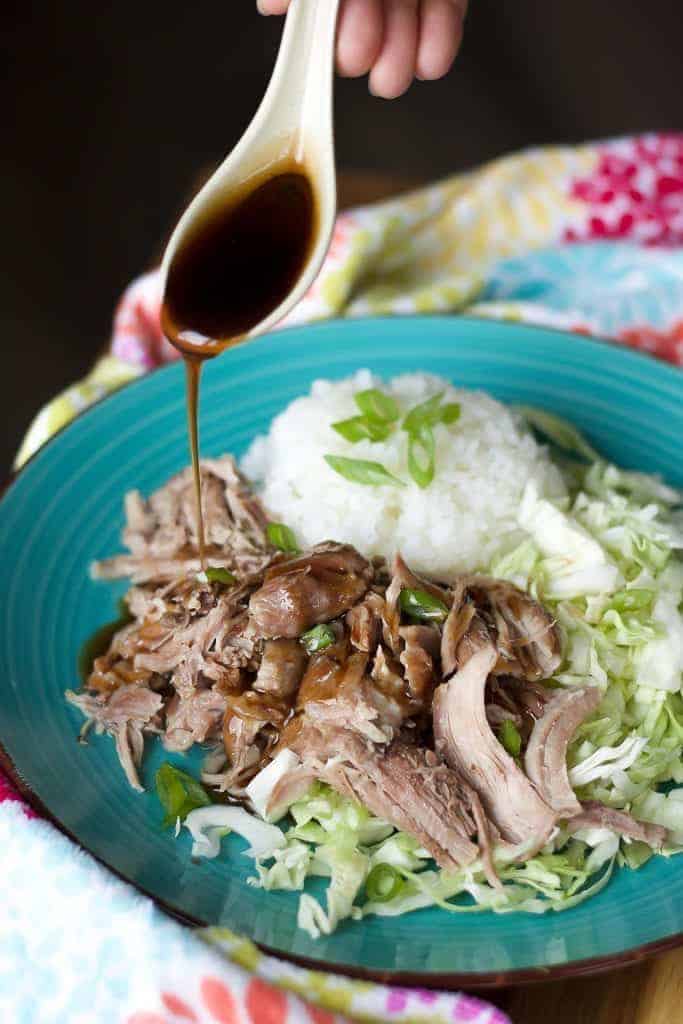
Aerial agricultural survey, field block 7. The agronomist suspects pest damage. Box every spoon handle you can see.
[258,0,342,162]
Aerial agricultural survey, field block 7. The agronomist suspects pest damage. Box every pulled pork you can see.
[93,457,271,583]
[69,465,667,864]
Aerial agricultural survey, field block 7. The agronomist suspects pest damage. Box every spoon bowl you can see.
[161,0,340,342]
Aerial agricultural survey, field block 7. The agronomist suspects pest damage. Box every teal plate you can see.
[1,316,682,987]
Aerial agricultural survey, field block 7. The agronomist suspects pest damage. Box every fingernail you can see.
[257,0,269,14]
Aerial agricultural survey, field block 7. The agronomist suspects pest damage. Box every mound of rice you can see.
[242,370,567,579]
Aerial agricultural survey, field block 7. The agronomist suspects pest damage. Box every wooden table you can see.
[497,951,683,1024]
[339,169,683,1024]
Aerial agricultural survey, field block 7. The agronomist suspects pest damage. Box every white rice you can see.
[242,370,567,579]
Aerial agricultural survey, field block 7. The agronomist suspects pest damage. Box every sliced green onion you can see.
[354,388,400,424]
[365,863,404,903]
[300,623,336,654]
[267,522,299,553]
[398,587,449,623]
[407,426,436,489]
[498,719,522,758]
[402,392,445,434]
[610,588,654,613]
[205,566,237,586]
[402,392,461,434]
[324,455,405,487]
[332,415,393,444]
[155,762,211,829]
[400,393,461,489]
[440,402,461,425]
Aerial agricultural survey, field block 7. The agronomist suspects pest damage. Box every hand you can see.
[257,0,468,99]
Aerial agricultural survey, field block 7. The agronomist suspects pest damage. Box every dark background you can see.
[3,0,682,472]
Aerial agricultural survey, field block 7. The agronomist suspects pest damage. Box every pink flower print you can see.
[565,134,683,246]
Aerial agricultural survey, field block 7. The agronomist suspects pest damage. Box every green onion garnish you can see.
[155,762,211,829]
[610,588,654,613]
[498,719,522,758]
[440,402,461,425]
[365,863,404,903]
[402,392,445,434]
[407,426,436,489]
[267,522,299,553]
[324,455,405,487]
[328,390,460,486]
[205,567,237,586]
[398,588,449,623]
[332,415,393,444]
[300,623,336,654]
[354,388,400,424]
[401,393,461,487]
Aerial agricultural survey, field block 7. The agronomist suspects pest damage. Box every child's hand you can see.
[257,0,467,99]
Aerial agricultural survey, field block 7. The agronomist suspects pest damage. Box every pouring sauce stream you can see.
[184,357,207,563]
[161,162,316,568]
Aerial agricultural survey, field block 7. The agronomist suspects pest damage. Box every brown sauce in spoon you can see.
[161,162,316,567]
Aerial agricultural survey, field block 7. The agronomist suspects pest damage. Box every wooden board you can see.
[497,950,683,1024]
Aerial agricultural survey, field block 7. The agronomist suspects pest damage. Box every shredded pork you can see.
[567,801,668,849]
[524,686,603,817]
[93,457,271,583]
[69,461,669,875]
[433,644,557,854]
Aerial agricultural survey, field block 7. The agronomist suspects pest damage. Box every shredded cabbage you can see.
[183,806,285,860]
[517,480,622,597]
[244,749,302,821]
[183,423,683,938]
[288,781,394,846]
[569,735,649,786]
[252,840,312,891]
[240,782,627,938]
[297,841,368,938]
[631,788,683,845]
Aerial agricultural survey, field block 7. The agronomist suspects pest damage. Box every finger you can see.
[336,0,384,77]
[257,0,290,14]
[416,0,466,80]
[369,0,420,99]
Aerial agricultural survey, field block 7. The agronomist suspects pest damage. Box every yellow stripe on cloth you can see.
[14,356,142,470]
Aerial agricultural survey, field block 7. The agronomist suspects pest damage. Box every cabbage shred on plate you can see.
[67,375,683,939]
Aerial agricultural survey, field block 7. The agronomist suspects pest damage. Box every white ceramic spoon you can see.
[160,0,341,339]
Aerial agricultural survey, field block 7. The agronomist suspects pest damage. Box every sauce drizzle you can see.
[184,357,207,566]
[161,162,316,569]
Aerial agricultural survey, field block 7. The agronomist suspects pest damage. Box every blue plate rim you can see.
[9,313,683,484]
